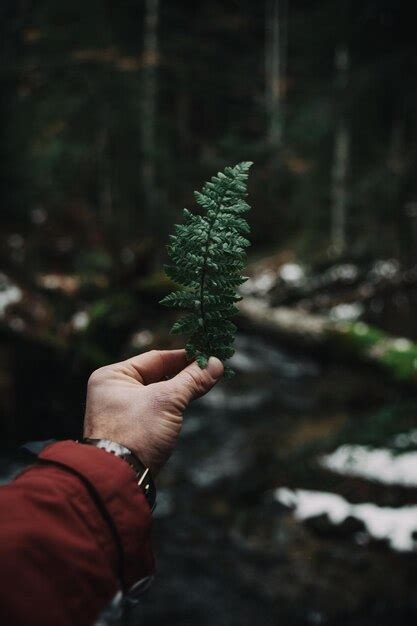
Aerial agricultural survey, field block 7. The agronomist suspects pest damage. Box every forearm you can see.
[0,441,154,626]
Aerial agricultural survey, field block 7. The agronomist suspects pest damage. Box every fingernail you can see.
[207,356,224,378]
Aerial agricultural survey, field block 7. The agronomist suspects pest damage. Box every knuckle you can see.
[139,349,164,372]
[147,349,161,361]
[150,349,164,367]
[88,366,108,386]
[87,371,99,386]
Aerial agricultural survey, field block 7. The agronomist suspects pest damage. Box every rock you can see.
[303,513,366,539]
[303,513,334,537]
[336,515,367,538]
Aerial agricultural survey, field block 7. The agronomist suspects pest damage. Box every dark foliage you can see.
[160,162,252,376]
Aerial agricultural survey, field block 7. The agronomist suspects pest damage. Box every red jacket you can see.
[0,441,154,626]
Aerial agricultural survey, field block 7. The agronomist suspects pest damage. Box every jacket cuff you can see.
[39,440,154,588]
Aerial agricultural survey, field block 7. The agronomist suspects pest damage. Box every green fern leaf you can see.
[160,161,252,375]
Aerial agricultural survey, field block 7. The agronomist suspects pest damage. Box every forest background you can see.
[1,2,417,624]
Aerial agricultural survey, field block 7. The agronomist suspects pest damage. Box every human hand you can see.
[84,350,223,474]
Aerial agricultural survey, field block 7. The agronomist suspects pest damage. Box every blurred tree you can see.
[1,0,417,276]
[141,0,160,238]
[3,0,417,444]
[330,43,350,257]
[265,0,288,154]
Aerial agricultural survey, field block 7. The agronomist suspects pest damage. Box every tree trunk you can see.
[389,114,413,264]
[96,123,113,220]
[176,70,191,150]
[265,0,287,152]
[330,44,350,257]
[141,0,159,236]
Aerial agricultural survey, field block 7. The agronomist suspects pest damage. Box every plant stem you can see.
[198,189,228,356]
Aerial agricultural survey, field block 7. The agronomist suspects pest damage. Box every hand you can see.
[84,350,224,474]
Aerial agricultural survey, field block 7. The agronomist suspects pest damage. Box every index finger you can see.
[124,349,190,385]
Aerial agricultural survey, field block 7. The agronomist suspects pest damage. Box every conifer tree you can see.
[160,162,252,377]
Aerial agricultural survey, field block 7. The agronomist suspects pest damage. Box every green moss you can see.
[343,322,386,350]
[380,347,417,381]
[332,321,417,382]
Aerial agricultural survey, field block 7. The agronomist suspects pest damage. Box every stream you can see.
[130,334,417,625]
[2,333,417,625]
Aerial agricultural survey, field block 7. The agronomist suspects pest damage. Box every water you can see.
[2,333,417,625]
[130,334,417,625]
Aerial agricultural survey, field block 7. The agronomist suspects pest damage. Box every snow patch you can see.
[0,274,22,318]
[330,303,363,321]
[276,487,417,551]
[240,270,276,297]
[72,311,89,331]
[280,263,304,283]
[320,444,417,487]
[371,259,399,280]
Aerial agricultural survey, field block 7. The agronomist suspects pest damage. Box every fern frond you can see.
[161,161,252,377]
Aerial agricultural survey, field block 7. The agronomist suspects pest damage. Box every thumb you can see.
[165,356,224,405]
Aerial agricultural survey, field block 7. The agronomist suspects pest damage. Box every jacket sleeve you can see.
[0,440,154,626]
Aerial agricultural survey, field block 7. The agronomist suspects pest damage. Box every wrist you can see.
[82,438,156,511]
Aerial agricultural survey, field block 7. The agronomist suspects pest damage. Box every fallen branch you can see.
[238,298,328,346]
[239,297,417,384]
